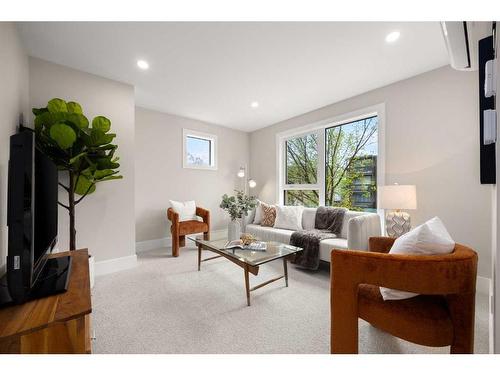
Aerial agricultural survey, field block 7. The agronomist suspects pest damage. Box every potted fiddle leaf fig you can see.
[32,98,123,287]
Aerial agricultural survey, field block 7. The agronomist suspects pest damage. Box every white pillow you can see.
[169,200,198,221]
[380,217,455,301]
[273,205,304,231]
[253,200,263,224]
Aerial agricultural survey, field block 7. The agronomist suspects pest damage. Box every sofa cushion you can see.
[302,208,316,230]
[246,224,293,244]
[274,205,303,231]
[252,200,262,224]
[261,202,277,227]
[245,201,257,224]
[319,238,348,261]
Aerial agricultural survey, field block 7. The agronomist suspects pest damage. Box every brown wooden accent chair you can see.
[330,236,478,354]
[167,207,210,257]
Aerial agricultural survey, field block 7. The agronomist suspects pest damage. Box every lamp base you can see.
[385,211,411,238]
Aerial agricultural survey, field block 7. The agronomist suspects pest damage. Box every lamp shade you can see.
[378,184,417,210]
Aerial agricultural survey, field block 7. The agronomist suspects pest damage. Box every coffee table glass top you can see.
[187,231,303,266]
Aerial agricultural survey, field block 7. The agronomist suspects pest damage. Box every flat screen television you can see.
[0,128,71,306]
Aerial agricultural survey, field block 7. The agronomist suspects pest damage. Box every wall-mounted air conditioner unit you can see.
[440,21,492,71]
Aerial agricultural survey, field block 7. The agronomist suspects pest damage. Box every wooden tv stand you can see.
[0,249,92,354]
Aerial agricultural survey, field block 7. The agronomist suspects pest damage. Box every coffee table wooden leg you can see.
[198,245,202,271]
[244,268,251,306]
[283,257,288,287]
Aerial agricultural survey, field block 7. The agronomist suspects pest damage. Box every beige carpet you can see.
[92,246,489,354]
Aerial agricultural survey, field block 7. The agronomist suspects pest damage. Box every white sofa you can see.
[244,207,381,262]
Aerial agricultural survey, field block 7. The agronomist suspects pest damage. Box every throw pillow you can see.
[253,200,263,224]
[273,205,304,231]
[260,202,277,227]
[169,200,198,221]
[380,216,455,301]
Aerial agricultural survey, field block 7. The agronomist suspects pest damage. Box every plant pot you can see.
[228,220,241,241]
[88,255,95,289]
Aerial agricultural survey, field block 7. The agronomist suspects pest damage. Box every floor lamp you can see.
[237,166,257,195]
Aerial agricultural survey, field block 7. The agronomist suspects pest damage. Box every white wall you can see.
[29,58,136,263]
[135,107,250,243]
[0,23,29,272]
[250,65,493,279]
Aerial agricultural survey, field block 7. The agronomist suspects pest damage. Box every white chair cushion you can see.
[274,205,304,231]
[380,216,455,301]
[169,200,197,221]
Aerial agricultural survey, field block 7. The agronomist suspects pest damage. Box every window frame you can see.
[276,104,385,209]
[182,129,218,170]
[281,129,324,207]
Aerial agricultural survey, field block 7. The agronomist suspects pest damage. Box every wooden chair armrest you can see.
[368,236,396,253]
[196,207,210,224]
[331,248,477,295]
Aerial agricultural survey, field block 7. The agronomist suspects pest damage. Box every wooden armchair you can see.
[167,207,210,257]
[330,237,478,354]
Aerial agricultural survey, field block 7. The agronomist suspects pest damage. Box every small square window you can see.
[183,129,217,170]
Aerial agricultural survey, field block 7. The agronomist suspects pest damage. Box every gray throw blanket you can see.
[291,207,347,270]
[315,206,346,235]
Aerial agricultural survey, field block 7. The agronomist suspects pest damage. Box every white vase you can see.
[228,220,241,241]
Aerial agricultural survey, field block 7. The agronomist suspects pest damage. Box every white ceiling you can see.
[17,22,449,132]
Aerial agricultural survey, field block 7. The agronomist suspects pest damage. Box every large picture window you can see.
[279,112,379,212]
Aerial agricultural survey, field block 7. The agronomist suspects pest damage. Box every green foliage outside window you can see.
[284,116,378,211]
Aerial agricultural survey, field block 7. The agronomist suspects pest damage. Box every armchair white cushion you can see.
[169,200,197,221]
[380,217,455,300]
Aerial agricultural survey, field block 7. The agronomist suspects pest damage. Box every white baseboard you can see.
[136,229,227,253]
[135,238,170,253]
[95,254,137,277]
[477,276,491,296]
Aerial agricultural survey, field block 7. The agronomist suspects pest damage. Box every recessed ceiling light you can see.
[250,101,259,108]
[137,60,149,70]
[385,31,400,43]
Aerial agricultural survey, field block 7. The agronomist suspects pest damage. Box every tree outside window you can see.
[284,133,319,207]
[283,116,378,211]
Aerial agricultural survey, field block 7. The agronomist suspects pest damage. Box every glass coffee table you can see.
[188,232,303,306]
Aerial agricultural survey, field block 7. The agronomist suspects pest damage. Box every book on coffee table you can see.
[224,240,267,251]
